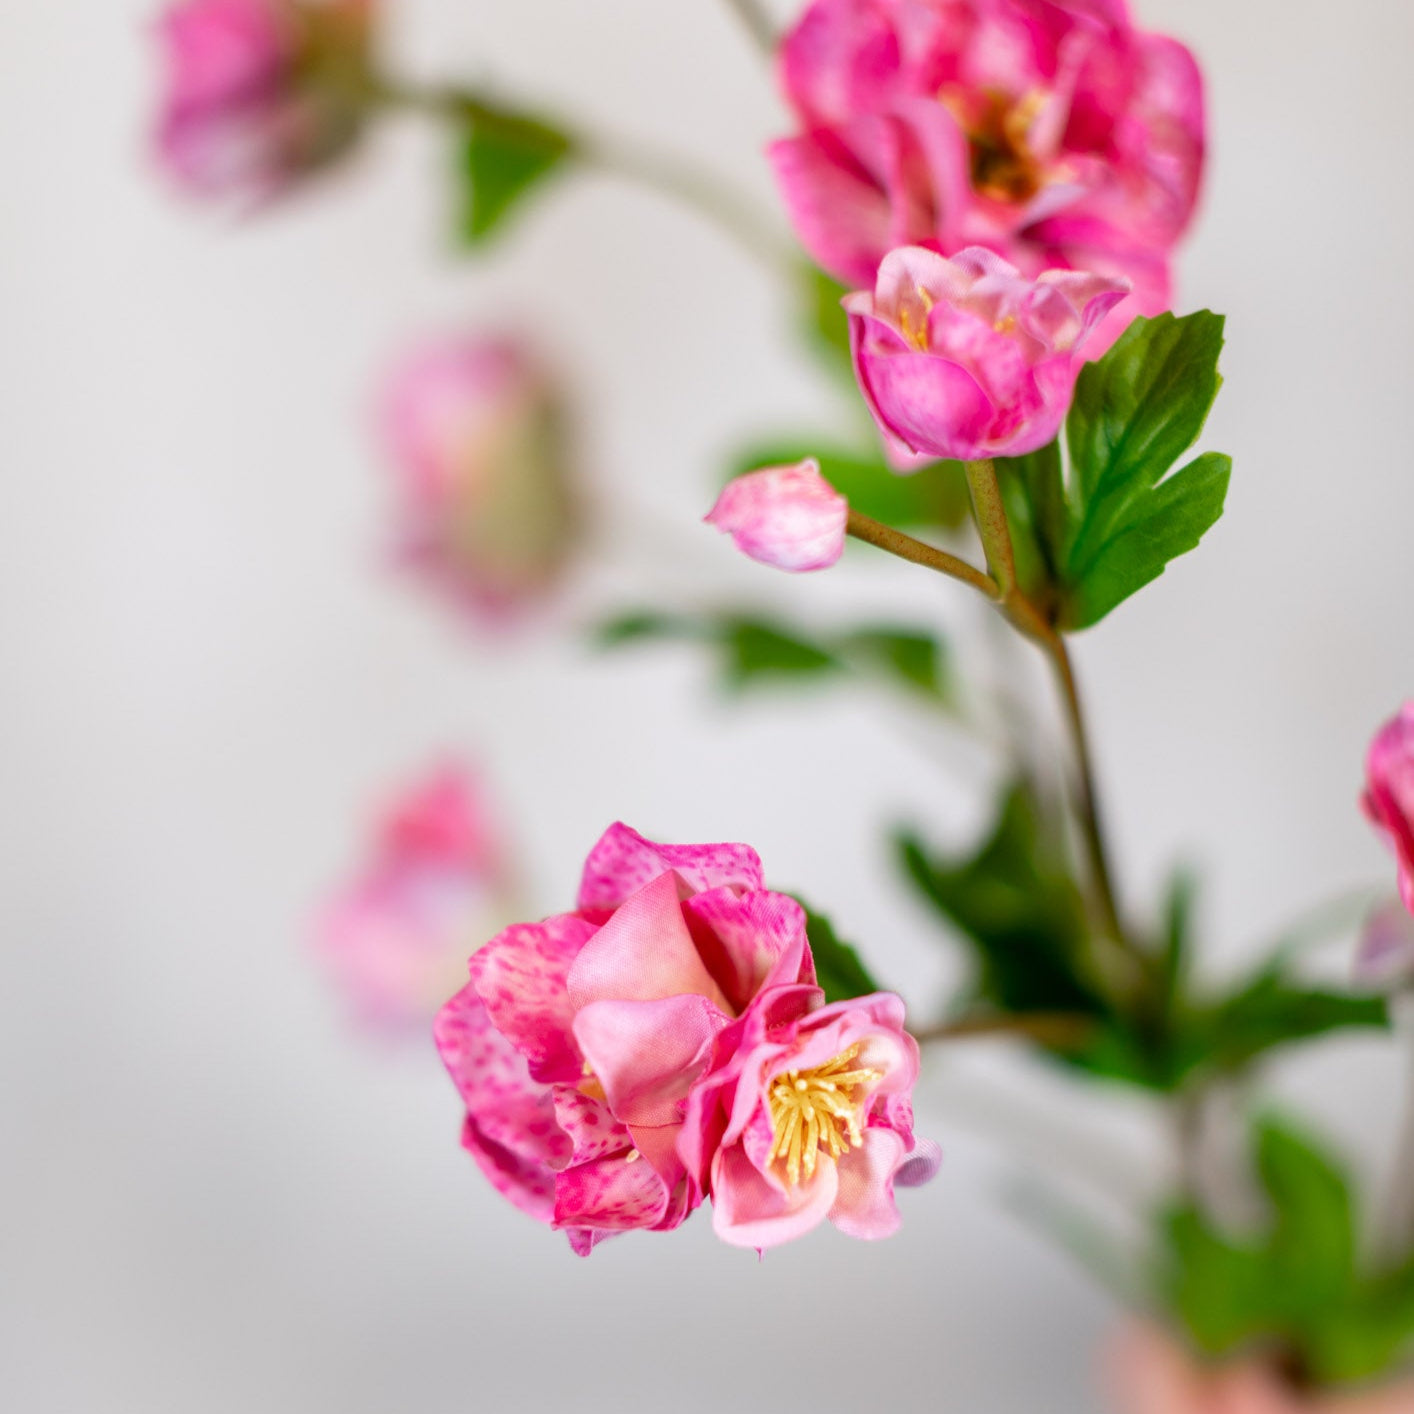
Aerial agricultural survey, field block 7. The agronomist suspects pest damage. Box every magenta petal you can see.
[468,913,596,1083]
[554,1153,671,1233]
[551,1086,634,1167]
[710,1142,840,1250]
[683,888,813,1014]
[573,994,727,1128]
[433,986,571,1221]
[568,871,730,1011]
[576,823,764,913]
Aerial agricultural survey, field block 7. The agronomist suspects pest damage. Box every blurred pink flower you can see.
[770,0,1203,351]
[1109,1325,1414,1414]
[317,764,513,1033]
[681,985,940,1249]
[705,459,848,572]
[1364,704,1414,917]
[381,336,580,622]
[153,0,371,202]
[845,244,1126,463]
[434,824,817,1254]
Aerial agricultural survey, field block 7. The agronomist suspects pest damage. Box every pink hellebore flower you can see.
[1363,703,1414,917]
[845,244,1127,463]
[770,0,1204,351]
[434,824,818,1254]
[382,336,580,622]
[154,0,372,202]
[682,984,941,1249]
[317,764,512,1033]
[705,459,848,572]
[1109,1324,1414,1414]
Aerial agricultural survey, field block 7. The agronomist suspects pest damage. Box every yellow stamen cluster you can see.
[767,1044,881,1188]
[898,284,935,351]
[942,87,1048,203]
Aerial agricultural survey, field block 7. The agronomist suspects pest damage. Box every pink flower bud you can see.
[1364,703,1414,917]
[704,459,847,572]
[381,336,580,622]
[844,245,1128,464]
[317,765,514,1034]
[153,0,371,202]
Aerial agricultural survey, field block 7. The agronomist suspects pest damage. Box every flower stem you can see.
[365,76,792,272]
[914,1011,1098,1050]
[846,509,1001,600]
[721,0,778,55]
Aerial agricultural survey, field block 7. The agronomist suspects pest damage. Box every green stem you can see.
[721,0,777,54]
[846,509,1000,601]
[366,76,792,272]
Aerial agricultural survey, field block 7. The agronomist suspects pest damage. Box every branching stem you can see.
[721,0,778,54]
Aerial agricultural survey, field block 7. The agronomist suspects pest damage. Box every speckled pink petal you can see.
[434,985,571,1221]
[554,1153,671,1232]
[710,1141,840,1250]
[468,913,595,1083]
[573,994,728,1127]
[568,871,731,1013]
[682,887,813,1014]
[550,1085,634,1167]
[564,1226,619,1257]
[576,822,763,914]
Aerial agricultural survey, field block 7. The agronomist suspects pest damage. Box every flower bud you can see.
[705,459,847,572]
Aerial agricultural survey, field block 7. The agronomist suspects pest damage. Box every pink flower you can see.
[381,335,580,622]
[705,459,848,572]
[770,0,1204,352]
[681,984,940,1249]
[316,764,513,1033]
[1109,1324,1414,1414]
[1355,901,1414,990]
[153,0,372,202]
[845,244,1127,463]
[434,824,817,1254]
[1364,704,1414,917]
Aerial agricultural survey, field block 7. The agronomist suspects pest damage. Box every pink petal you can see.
[705,460,847,573]
[828,1126,908,1239]
[554,1153,671,1233]
[576,823,763,914]
[567,871,731,1012]
[710,1141,840,1250]
[682,887,815,1014]
[550,1086,634,1167]
[468,913,596,1084]
[433,986,571,1221]
[573,994,728,1127]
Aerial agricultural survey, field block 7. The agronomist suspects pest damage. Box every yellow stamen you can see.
[766,1044,882,1188]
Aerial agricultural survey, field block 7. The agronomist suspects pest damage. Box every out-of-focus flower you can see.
[1109,1324,1414,1414]
[1355,900,1414,990]
[705,459,848,572]
[1364,704,1414,916]
[845,244,1126,463]
[681,985,939,1249]
[381,335,580,622]
[770,0,1204,352]
[154,0,373,202]
[317,764,513,1033]
[434,824,817,1254]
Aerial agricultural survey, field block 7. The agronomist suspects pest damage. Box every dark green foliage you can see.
[996,311,1232,628]
[458,109,572,244]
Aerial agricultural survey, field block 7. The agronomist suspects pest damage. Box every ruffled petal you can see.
[710,1141,840,1250]
[683,887,814,1014]
[554,1153,671,1233]
[576,822,763,913]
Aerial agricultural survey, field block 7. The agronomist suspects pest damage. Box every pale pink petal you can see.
[567,872,731,1013]
[433,986,571,1221]
[468,914,596,1083]
[710,1141,840,1250]
[828,1126,907,1239]
[576,822,763,913]
[706,460,847,573]
[573,994,728,1127]
[554,1154,671,1233]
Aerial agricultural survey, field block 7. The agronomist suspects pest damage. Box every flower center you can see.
[943,87,1048,204]
[767,1044,882,1187]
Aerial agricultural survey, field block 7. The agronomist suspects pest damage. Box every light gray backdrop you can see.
[4,1,1411,1410]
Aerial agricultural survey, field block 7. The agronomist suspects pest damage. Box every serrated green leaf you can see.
[798,905,880,1003]
[458,109,571,244]
[1064,451,1231,628]
[729,441,970,530]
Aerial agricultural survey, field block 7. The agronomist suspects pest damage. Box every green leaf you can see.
[594,611,701,647]
[722,619,839,686]
[1311,1265,1414,1385]
[997,438,1068,610]
[798,265,854,383]
[840,627,949,700]
[1065,451,1231,628]
[730,441,971,530]
[1164,1205,1275,1356]
[1255,1116,1357,1326]
[1204,975,1388,1073]
[458,109,572,245]
[798,905,881,1003]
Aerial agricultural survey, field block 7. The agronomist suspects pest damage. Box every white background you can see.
[4,1,1412,1410]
